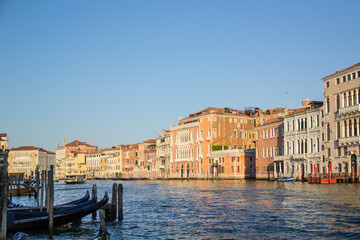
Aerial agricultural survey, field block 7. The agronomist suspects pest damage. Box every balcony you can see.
[338,104,360,116]
[274,155,285,161]
[338,136,360,146]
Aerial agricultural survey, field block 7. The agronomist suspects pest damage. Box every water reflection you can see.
[10,180,360,239]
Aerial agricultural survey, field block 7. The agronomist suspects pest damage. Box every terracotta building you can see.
[170,107,256,179]
[255,118,284,179]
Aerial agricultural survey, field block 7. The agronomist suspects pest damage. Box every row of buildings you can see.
[3,62,360,181]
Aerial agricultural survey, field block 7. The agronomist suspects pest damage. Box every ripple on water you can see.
[9,180,360,239]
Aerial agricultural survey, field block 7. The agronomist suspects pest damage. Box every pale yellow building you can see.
[55,139,98,179]
[8,146,55,176]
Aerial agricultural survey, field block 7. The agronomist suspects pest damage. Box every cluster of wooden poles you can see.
[0,152,124,240]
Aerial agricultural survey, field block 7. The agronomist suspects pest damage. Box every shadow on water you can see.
[10,180,360,239]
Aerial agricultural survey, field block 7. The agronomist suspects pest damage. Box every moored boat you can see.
[65,174,86,184]
[278,177,295,182]
[7,193,108,232]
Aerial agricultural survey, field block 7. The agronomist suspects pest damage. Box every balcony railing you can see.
[338,104,360,116]
[274,155,285,161]
[338,136,360,145]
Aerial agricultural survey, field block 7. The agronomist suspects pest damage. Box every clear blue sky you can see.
[1,0,359,151]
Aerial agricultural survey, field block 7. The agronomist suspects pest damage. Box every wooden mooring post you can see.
[36,170,40,206]
[40,170,45,211]
[112,183,117,221]
[48,165,54,239]
[92,184,97,220]
[118,183,123,221]
[0,153,8,240]
[104,183,123,222]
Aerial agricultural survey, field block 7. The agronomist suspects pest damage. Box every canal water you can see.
[11,180,360,239]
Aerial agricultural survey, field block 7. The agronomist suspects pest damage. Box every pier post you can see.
[45,170,48,209]
[48,165,54,239]
[9,174,12,201]
[0,153,8,240]
[40,170,45,211]
[36,170,40,206]
[17,175,21,196]
[112,183,117,221]
[92,184,97,220]
[118,183,123,221]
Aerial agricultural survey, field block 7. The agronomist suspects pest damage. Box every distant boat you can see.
[9,183,36,195]
[278,177,295,182]
[65,175,86,184]
[7,193,108,232]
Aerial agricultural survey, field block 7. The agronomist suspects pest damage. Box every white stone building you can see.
[282,100,323,179]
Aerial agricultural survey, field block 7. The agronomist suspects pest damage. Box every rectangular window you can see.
[343,76,346,82]
[352,72,356,79]
[336,78,340,84]
[326,81,329,88]
[347,74,351,81]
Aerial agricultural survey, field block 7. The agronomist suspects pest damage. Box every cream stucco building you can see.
[321,63,360,176]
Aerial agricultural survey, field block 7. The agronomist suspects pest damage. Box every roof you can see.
[0,133,7,137]
[10,146,54,154]
[263,117,284,125]
[65,140,95,148]
[179,107,249,124]
[322,62,360,80]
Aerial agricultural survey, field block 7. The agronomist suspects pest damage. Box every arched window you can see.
[337,122,341,139]
[305,118,307,129]
[349,120,352,137]
[349,92,352,106]
[354,90,357,106]
[344,121,348,137]
[344,93,347,107]
[336,95,340,111]
[301,119,304,129]
[326,97,330,113]
[305,139,307,153]
[327,123,331,141]
[354,119,358,136]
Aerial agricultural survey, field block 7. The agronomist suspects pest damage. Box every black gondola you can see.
[7,192,108,232]
[7,191,90,210]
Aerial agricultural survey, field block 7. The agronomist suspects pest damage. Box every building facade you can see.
[207,149,255,179]
[280,101,323,179]
[156,130,171,179]
[55,140,97,179]
[8,146,55,176]
[0,133,8,151]
[255,118,284,179]
[170,107,256,179]
[322,63,360,176]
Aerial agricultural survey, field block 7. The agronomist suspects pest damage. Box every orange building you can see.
[254,118,284,179]
[170,107,256,179]
[134,139,156,178]
[207,149,255,179]
[121,144,138,178]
